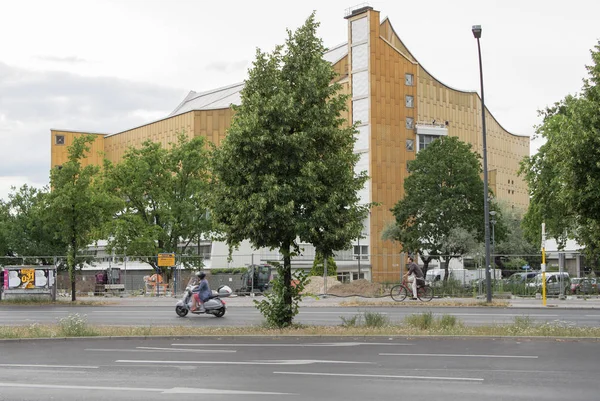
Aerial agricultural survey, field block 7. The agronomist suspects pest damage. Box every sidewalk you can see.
[72,293,600,309]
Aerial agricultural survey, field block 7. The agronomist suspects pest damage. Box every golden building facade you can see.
[50,6,530,283]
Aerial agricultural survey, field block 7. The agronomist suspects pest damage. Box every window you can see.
[352,272,366,281]
[406,117,414,129]
[337,272,351,284]
[353,245,368,260]
[55,135,65,145]
[405,73,414,86]
[406,139,414,151]
[418,134,438,151]
[405,95,414,108]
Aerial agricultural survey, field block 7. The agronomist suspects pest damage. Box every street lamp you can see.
[472,24,492,303]
[490,210,496,279]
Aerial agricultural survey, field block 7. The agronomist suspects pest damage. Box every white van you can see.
[528,272,570,295]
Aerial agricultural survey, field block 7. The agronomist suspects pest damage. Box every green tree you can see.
[103,133,212,280]
[390,136,485,281]
[48,136,118,301]
[520,41,600,263]
[210,14,368,327]
[310,252,337,277]
[2,185,67,264]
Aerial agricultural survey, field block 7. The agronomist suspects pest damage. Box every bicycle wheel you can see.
[390,285,409,302]
[417,285,434,302]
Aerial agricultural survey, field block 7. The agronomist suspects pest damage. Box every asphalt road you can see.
[0,305,599,327]
[0,336,598,401]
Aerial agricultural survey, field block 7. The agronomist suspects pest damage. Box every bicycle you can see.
[390,278,434,302]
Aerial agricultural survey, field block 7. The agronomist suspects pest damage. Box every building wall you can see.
[50,130,106,169]
[367,9,419,283]
[193,108,235,147]
[416,68,530,210]
[103,111,195,164]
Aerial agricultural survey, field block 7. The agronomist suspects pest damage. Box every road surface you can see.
[0,336,597,401]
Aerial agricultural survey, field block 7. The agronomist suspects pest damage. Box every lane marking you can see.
[380,353,538,359]
[85,347,235,353]
[116,359,370,366]
[0,364,98,369]
[172,342,411,347]
[0,382,292,395]
[274,371,483,382]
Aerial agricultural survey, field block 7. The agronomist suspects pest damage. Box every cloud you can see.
[0,62,185,200]
[34,55,88,64]
[205,60,250,74]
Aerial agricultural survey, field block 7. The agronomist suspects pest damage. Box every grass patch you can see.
[340,311,388,328]
[338,299,510,307]
[1,320,600,339]
[0,298,115,306]
[363,311,389,327]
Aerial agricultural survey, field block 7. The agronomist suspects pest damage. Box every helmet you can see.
[196,271,206,279]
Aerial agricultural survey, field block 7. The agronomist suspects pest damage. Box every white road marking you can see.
[380,353,538,359]
[0,364,98,369]
[172,342,411,347]
[117,359,370,365]
[85,347,235,353]
[274,371,483,382]
[0,382,293,395]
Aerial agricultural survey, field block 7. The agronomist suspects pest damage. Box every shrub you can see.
[363,311,389,327]
[340,315,361,327]
[57,313,97,337]
[404,311,434,330]
[254,263,309,328]
[439,314,458,329]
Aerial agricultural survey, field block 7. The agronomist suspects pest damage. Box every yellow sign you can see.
[158,253,175,267]
[21,269,35,285]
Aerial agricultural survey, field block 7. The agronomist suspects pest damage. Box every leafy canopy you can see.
[210,13,368,327]
[520,41,600,262]
[103,133,212,273]
[47,135,119,301]
[390,136,486,264]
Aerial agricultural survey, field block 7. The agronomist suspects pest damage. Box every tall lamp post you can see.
[472,24,492,303]
[490,211,496,279]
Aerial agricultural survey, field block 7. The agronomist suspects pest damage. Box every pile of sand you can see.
[327,279,387,297]
[303,276,342,295]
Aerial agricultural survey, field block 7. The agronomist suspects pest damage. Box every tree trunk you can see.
[68,245,77,302]
[281,240,292,326]
[443,258,450,283]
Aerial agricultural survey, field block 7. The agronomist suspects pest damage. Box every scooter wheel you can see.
[213,307,226,318]
[175,305,188,317]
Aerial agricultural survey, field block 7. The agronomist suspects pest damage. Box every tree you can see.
[48,135,118,301]
[210,13,368,327]
[390,136,486,281]
[520,41,600,263]
[103,133,212,280]
[310,252,337,277]
[2,185,67,264]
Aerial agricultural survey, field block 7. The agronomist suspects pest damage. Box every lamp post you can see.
[490,211,496,280]
[472,24,492,303]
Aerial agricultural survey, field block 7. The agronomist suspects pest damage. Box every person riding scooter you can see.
[190,271,211,312]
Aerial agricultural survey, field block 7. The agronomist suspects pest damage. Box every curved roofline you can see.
[50,129,108,136]
[381,17,527,139]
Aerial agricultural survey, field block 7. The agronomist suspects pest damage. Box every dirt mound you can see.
[327,279,387,297]
[303,276,342,295]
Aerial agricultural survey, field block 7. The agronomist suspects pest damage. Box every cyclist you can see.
[403,256,424,300]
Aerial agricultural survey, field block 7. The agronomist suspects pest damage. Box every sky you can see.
[0,0,598,201]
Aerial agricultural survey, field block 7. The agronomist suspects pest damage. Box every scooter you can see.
[175,278,232,318]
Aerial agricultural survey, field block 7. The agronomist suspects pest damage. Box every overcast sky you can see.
[1,0,598,200]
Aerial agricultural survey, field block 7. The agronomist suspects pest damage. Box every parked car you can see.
[570,278,598,295]
[505,271,538,284]
[527,272,571,295]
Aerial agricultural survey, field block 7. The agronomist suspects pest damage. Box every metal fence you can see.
[1,251,598,299]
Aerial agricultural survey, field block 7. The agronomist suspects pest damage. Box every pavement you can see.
[66,293,600,309]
